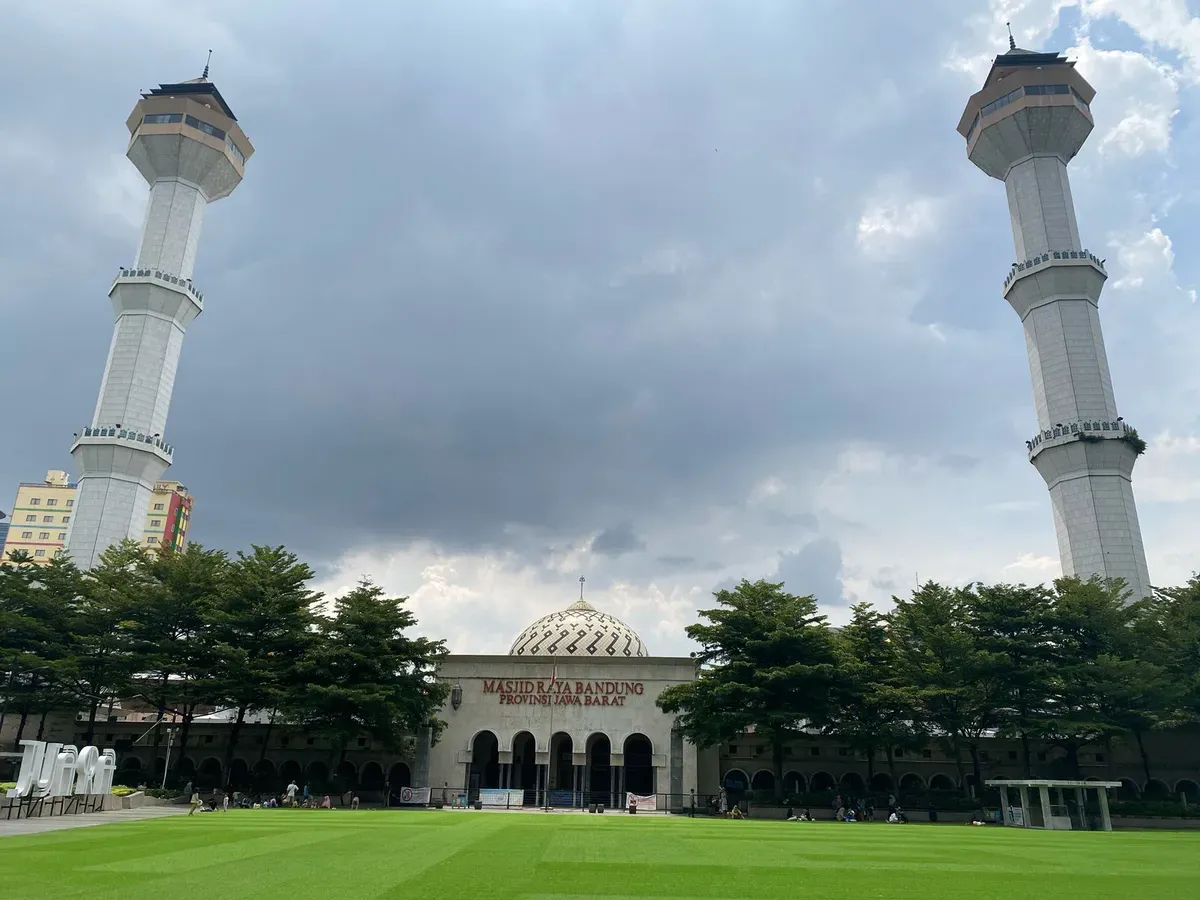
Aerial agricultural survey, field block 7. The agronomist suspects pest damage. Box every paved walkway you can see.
[0,805,186,838]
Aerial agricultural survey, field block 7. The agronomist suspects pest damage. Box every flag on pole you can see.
[549,664,558,687]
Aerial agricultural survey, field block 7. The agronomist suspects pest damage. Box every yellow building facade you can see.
[1,470,77,563]
[142,481,193,553]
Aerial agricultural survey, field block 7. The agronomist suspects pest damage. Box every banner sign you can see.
[625,793,656,811]
[479,788,524,808]
[6,741,117,800]
[482,679,644,707]
[395,787,431,805]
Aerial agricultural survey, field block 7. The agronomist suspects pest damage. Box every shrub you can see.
[1109,800,1200,819]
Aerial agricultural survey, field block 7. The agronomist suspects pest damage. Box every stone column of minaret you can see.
[66,76,253,569]
[957,45,1150,601]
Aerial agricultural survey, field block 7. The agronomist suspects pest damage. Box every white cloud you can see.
[1004,552,1062,574]
[856,196,939,258]
[1082,0,1200,78]
[1109,227,1175,290]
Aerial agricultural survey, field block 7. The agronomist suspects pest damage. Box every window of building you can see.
[25,515,35,522]
[39,532,49,540]
[1008,750,1018,760]
[58,533,66,541]
[306,738,315,746]
[980,751,989,761]
[29,498,40,506]
[46,498,57,507]
[144,112,183,125]
[1024,83,1069,96]
[184,114,226,141]
[1037,752,1047,762]
[727,744,738,755]
[62,516,70,523]
[204,735,213,743]
[154,503,165,511]
[42,516,53,523]
[810,747,820,756]
[838,748,849,757]
[151,519,162,527]
[895,749,905,758]
[1095,752,1106,763]
[66,499,74,507]
[147,537,158,544]
[21,531,32,539]
[34,550,45,557]
[357,737,367,747]
[922,749,932,759]
[981,86,1022,118]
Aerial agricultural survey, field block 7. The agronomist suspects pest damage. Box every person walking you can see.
[285,780,299,807]
[188,790,201,816]
[222,792,230,812]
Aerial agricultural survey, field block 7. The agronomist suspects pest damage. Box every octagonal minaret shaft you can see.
[958,47,1150,601]
[66,77,253,569]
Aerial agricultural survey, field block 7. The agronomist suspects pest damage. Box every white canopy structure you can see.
[986,779,1120,832]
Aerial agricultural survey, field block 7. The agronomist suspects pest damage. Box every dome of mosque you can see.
[508,599,650,659]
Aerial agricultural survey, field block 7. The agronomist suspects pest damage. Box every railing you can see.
[1004,249,1106,291]
[112,268,204,306]
[1026,418,1131,455]
[73,425,174,458]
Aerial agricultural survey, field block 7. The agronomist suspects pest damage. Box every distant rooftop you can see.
[144,79,237,121]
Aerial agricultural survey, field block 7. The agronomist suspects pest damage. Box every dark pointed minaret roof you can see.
[143,75,237,121]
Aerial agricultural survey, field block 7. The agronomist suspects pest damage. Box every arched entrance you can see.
[512,732,537,802]
[306,760,329,791]
[1144,779,1170,800]
[469,731,500,801]
[279,760,302,789]
[810,771,835,792]
[869,772,894,793]
[199,757,222,789]
[1176,780,1199,802]
[388,762,411,789]
[254,759,277,792]
[228,758,249,791]
[335,760,357,794]
[586,733,612,804]
[928,773,954,792]
[783,771,806,796]
[623,734,654,796]
[751,770,776,793]
[360,762,384,791]
[840,772,865,795]
[549,732,575,804]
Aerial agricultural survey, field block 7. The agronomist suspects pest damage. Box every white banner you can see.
[625,792,656,811]
[396,787,431,805]
[479,788,524,808]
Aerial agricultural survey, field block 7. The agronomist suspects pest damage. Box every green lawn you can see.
[1,810,1197,900]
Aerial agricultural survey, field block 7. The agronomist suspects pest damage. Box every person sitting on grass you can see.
[351,796,360,810]
[730,806,745,819]
[845,809,857,823]
[321,795,332,809]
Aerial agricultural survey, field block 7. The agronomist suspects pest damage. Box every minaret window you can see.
[143,113,183,125]
[184,114,226,141]
[1024,83,1069,96]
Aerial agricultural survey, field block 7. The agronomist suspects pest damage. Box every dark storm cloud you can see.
[0,0,1022,567]
[591,523,646,558]
[776,537,848,607]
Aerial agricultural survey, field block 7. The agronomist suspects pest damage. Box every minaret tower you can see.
[66,72,253,569]
[957,41,1150,600]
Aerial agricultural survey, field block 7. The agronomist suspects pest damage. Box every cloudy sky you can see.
[2,0,1198,655]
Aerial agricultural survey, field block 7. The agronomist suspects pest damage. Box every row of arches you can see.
[468,730,654,804]
[722,769,1200,802]
[113,755,415,794]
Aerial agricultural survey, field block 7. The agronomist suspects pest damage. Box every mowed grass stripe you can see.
[1,811,1197,900]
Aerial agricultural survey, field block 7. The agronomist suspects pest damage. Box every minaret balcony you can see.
[1026,418,1138,462]
[1003,249,1106,292]
[70,425,174,461]
[110,267,205,308]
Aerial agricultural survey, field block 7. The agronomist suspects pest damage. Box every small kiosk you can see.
[986,779,1120,831]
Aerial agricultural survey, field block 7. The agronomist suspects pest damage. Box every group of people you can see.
[185,779,361,815]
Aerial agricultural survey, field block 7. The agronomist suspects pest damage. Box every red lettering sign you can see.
[480,679,645,705]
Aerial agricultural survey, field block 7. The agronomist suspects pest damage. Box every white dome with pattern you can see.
[509,599,649,658]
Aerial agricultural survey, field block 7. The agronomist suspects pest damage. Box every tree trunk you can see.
[885,745,896,779]
[172,707,196,781]
[771,734,785,796]
[1066,744,1081,779]
[1020,732,1033,777]
[257,713,276,765]
[952,743,966,795]
[35,710,49,741]
[222,705,248,789]
[967,743,983,797]
[84,698,100,745]
[866,747,876,783]
[1133,729,1153,783]
[13,707,29,750]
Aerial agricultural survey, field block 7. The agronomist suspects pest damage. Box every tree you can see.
[970,582,1057,776]
[889,582,1007,794]
[1147,576,1200,724]
[129,544,227,773]
[293,579,447,786]
[210,546,319,789]
[826,602,923,784]
[60,541,142,744]
[1039,577,1157,778]
[657,579,840,789]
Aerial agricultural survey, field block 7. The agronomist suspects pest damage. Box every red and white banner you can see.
[396,787,431,805]
[625,793,656,811]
